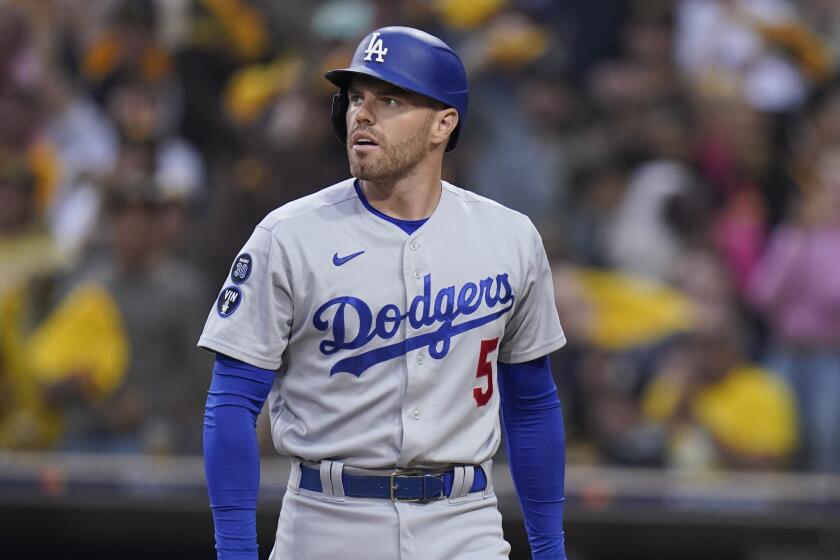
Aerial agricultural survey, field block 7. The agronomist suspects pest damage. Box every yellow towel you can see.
[26,282,129,399]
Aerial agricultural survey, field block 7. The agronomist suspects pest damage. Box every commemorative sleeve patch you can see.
[230,253,252,284]
[217,286,243,317]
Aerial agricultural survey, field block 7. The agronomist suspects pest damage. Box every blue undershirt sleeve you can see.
[203,354,276,560]
[498,355,567,560]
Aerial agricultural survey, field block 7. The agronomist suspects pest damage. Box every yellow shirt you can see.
[0,280,129,448]
[574,267,693,350]
[644,365,798,459]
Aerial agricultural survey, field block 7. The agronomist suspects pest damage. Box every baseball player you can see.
[200,27,568,559]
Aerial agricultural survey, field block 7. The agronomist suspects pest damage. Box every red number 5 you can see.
[473,337,499,407]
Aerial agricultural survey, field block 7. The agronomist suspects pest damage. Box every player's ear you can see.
[430,107,459,148]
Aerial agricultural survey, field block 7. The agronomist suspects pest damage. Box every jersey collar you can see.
[340,179,462,259]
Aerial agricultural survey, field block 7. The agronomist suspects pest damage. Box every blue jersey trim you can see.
[354,180,428,235]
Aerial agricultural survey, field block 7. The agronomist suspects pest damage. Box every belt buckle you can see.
[389,470,445,504]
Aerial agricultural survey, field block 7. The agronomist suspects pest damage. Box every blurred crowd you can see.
[0,0,839,474]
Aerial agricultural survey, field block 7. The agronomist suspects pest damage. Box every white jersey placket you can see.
[399,236,430,466]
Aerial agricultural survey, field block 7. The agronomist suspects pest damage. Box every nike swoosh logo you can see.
[333,250,365,266]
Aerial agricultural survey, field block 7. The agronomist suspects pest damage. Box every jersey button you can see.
[413,270,421,279]
[409,241,419,251]
[412,409,421,420]
[417,353,425,365]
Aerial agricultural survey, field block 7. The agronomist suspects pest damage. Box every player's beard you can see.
[348,115,432,182]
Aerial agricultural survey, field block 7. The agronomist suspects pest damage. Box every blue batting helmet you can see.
[325,26,469,152]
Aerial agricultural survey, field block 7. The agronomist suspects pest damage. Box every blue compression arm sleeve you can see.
[498,356,566,560]
[203,354,275,560]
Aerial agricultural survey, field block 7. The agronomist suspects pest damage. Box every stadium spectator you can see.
[747,143,840,473]
[642,319,798,470]
[0,154,65,448]
[59,177,209,453]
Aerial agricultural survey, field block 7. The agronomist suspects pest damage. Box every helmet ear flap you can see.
[331,92,349,145]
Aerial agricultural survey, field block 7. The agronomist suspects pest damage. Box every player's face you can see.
[345,76,442,182]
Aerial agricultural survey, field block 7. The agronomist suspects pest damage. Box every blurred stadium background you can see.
[1,0,839,558]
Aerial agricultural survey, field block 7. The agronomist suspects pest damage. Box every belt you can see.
[298,464,487,504]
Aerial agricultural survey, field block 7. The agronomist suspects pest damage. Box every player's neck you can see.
[359,167,442,221]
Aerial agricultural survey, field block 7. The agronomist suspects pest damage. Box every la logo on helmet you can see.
[363,32,388,63]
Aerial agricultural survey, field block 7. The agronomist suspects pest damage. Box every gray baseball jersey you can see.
[199,178,565,469]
